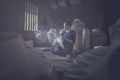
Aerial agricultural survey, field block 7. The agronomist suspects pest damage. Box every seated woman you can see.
[52,22,76,57]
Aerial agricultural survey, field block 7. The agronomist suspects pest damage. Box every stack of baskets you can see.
[72,18,90,53]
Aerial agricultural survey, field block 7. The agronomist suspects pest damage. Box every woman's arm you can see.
[62,31,76,44]
[62,36,73,44]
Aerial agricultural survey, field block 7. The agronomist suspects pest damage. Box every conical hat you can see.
[0,32,50,80]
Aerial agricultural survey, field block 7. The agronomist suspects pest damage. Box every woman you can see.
[52,21,76,57]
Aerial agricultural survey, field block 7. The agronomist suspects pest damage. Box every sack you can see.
[47,28,58,44]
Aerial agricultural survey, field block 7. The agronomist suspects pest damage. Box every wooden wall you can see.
[0,0,25,32]
[38,0,106,32]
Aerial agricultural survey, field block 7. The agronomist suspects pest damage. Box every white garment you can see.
[52,36,64,49]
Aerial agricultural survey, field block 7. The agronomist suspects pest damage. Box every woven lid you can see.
[0,32,50,80]
[109,18,120,40]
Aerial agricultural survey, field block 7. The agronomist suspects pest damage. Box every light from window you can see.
[24,0,38,31]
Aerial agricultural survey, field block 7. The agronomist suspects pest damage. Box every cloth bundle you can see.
[52,35,64,49]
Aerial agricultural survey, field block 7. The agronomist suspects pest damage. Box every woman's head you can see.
[63,21,72,31]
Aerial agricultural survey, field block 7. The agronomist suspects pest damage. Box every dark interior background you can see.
[0,0,120,41]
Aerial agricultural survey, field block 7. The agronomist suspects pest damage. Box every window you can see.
[24,0,38,31]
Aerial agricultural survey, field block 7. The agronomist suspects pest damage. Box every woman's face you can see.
[64,26,71,31]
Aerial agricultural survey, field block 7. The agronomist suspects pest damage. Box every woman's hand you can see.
[62,36,73,44]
